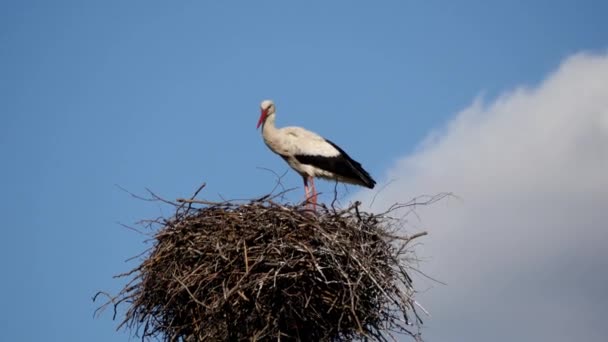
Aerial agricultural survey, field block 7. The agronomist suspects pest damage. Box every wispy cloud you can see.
[356,52,608,341]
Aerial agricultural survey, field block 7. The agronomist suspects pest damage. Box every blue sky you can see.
[1,1,607,341]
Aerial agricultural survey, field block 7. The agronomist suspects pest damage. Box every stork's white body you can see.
[262,123,351,184]
[257,100,376,204]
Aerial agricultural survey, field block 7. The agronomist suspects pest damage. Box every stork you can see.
[256,99,376,206]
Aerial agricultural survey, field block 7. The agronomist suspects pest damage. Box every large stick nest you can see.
[97,188,442,341]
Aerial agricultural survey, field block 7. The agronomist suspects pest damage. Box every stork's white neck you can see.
[261,113,277,137]
[261,113,285,156]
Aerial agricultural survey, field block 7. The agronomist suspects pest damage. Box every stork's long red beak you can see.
[256,108,268,129]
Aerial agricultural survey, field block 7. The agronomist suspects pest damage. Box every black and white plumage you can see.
[257,99,376,205]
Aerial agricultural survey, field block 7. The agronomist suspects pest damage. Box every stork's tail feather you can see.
[325,139,376,189]
[345,157,376,189]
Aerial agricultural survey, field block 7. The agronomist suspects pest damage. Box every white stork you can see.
[256,99,376,205]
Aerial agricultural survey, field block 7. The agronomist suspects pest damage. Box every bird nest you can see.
[96,187,440,341]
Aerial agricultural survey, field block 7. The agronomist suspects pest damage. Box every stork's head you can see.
[257,99,275,129]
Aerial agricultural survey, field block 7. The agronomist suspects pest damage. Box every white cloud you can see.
[355,52,608,341]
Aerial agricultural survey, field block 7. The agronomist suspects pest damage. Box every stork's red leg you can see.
[302,176,313,208]
[303,182,309,203]
[310,177,318,207]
